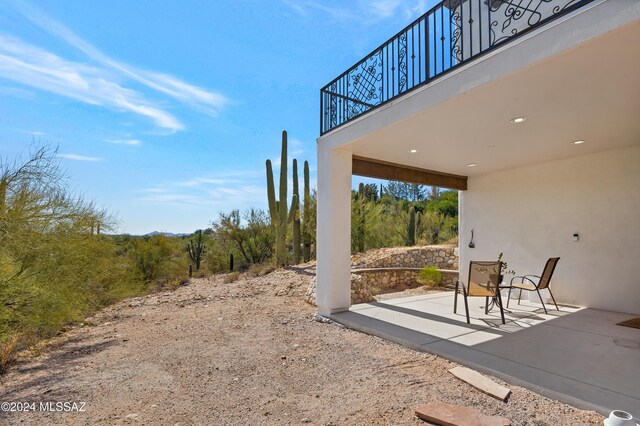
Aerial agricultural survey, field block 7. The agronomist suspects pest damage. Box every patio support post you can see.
[316,145,352,316]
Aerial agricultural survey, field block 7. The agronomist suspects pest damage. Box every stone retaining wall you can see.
[353,268,458,294]
[351,245,459,270]
[305,245,459,306]
[304,274,374,306]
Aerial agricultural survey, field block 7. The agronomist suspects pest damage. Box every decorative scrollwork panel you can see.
[490,0,578,46]
[321,0,594,134]
[347,50,383,109]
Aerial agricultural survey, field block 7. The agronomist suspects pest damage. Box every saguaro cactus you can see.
[266,131,297,267]
[187,230,206,270]
[355,183,366,253]
[407,206,416,246]
[187,229,206,270]
[302,160,312,262]
[292,159,301,265]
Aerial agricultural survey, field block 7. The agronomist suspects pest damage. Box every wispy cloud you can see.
[138,169,267,209]
[140,187,166,194]
[0,0,228,130]
[139,186,265,208]
[177,169,264,187]
[289,138,307,156]
[284,0,430,24]
[136,160,317,212]
[0,34,184,131]
[139,193,210,206]
[56,153,102,162]
[136,72,228,117]
[0,85,36,99]
[179,177,238,187]
[12,0,228,114]
[370,0,403,19]
[18,129,46,136]
[370,0,427,20]
[105,138,142,146]
[283,0,355,22]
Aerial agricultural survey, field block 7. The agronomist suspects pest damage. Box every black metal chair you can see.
[507,257,560,314]
[454,261,505,324]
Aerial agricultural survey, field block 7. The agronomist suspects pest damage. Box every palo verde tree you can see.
[0,145,118,342]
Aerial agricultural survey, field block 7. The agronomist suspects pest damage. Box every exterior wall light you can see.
[467,163,477,167]
[573,140,585,145]
[510,117,526,123]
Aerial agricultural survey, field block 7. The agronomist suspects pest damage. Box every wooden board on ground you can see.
[449,366,511,401]
[415,402,511,426]
[617,317,640,329]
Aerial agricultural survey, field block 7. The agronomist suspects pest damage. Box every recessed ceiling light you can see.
[409,149,417,153]
[467,163,477,167]
[573,140,585,145]
[510,117,526,124]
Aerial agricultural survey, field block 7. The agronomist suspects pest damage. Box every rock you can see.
[313,314,332,323]
[415,402,511,426]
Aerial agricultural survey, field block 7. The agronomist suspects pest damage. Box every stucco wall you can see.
[459,145,640,314]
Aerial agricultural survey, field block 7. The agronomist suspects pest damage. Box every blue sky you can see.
[0,0,435,234]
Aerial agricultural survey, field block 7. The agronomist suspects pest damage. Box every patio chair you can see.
[507,257,560,314]
[454,261,505,324]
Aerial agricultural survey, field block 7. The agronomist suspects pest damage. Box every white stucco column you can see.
[316,144,352,316]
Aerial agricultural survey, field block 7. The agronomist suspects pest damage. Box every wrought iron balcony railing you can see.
[320,0,594,135]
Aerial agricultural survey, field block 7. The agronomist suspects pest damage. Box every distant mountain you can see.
[143,231,189,238]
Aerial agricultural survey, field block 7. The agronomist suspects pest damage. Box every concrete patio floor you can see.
[330,292,640,417]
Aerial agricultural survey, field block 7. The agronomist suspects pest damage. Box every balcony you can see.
[320,0,595,135]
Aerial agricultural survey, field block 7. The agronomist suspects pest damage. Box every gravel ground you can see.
[0,266,603,425]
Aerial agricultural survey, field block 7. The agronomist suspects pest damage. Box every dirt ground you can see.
[0,266,603,425]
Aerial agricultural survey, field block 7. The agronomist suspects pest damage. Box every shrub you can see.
[0,334,19,374]
[163,277,188,291]
[248,263,275,277]
[417,266,442,287]
[224,272,240,283]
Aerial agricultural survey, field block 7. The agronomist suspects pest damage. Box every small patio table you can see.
[481,279,512,314]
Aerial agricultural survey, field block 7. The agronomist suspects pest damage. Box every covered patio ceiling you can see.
[341,19,640,177]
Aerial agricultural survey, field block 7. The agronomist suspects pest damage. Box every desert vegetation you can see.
[0,135,458,371]
[206,130,458,272]
[0,146,192,369]
[351,182,458,253]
